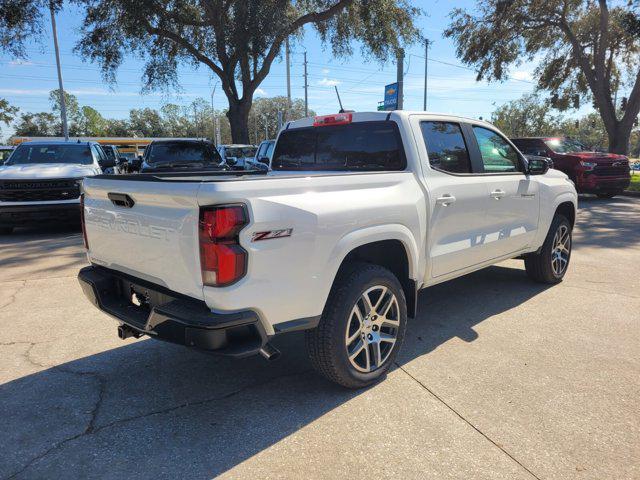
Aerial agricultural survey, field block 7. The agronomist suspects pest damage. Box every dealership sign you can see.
[384,83,398,111]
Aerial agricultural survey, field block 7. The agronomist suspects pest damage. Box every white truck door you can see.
[412,118,498,278]
[468,125,540,258]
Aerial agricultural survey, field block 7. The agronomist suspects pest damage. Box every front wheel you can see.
[525,215,572,284]
[306,263,407,388]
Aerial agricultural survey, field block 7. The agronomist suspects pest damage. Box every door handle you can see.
[490,189,506,200]
[436,194,456,206]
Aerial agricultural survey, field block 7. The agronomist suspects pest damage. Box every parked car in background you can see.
[0,141,114,234]
[140,139,227,173]
[511,136,630,198]
[78,111,577,388]
[0,146,14,165]
[217,144,258,170]
[101,145,126,174]
[247,139,275,170]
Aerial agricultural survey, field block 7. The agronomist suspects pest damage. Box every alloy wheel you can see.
[551,224,571,276]
[345,285,400,373]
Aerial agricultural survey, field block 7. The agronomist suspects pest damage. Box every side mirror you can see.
[99,158,116,169]
[526,155,551,175]
[258,156,270,165]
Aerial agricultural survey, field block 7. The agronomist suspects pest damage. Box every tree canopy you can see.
[445,0,640,154]
[1,0,422,143]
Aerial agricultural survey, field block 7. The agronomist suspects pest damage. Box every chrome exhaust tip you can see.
[259,343,281,361]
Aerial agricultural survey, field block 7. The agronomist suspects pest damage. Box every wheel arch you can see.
[555,201,576,228]
[326,226,420,319]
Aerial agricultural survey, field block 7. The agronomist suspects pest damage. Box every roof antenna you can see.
[334,86,345,113]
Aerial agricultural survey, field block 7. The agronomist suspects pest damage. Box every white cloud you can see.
[254,88,267,96]
[317,77,341,87]
[511,70,533,81]
[322,68,330,75]
[8,59,33,67]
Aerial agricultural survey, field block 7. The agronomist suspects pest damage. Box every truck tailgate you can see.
[82,177,203,299]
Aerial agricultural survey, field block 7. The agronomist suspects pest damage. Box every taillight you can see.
[80,193,89,250]
[313,112,352,127]
[199,204,248,287]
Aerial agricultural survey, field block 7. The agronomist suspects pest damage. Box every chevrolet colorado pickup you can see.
[0,141,115,234]
[78,111,577,388]
[511,136,630,198]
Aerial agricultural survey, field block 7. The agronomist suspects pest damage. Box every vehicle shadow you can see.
[0,263,551,479]
[574,195,640,250]
[0,224,85,282]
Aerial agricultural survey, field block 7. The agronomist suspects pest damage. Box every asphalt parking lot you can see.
[1,196,638,480]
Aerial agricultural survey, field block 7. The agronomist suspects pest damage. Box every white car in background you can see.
[217,144,258,170]
[0,141,114,234]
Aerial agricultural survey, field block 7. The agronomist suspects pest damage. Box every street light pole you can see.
[49,3,68,140]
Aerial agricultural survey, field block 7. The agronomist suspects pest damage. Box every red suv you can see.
[511,137,630,198]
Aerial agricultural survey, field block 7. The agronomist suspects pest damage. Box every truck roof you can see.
[15,140,97,146]
[285,110,497,130]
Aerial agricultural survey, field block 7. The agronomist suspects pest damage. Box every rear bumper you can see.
[78,265,268,357]
[0,202,80,226]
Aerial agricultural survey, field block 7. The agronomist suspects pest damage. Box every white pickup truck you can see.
[78,111,577,388]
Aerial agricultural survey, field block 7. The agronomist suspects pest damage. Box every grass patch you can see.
[629,174,640,192]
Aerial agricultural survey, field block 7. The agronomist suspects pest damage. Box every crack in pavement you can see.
[0,281,26,310]
[5,368,311,480]
[395,363,542,480]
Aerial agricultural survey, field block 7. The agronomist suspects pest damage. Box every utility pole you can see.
[211,82,217,141]
[303,50,309,117]
[396,48,404,110]
[264,115,268,141]
[423,39,430,111]
[49,3,68,140]
[214,117,221,145]
[285,38,291,120]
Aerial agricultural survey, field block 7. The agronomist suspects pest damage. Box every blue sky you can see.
[0,0,544,138]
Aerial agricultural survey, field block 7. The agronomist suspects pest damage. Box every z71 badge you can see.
[251,228,293,242]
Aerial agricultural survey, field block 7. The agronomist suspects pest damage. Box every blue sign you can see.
[384,83,398,111]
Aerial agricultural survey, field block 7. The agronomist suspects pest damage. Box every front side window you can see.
[6,144,93,165]
[420,121,471,173]
[272,121,405,171]
[472,126,521,173]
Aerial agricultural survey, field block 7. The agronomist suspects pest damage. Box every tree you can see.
[72,0,421,143]
[491,94,563,137]
[0,98,19,132]
[14,112,59,136]
[445,1,640,154]
[78,106,108,136]
[249,96,314,143]
[128,108,168,137]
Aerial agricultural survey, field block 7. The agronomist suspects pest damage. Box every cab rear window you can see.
[271,121,406,171]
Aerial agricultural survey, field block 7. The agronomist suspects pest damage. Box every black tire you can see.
[524,215,572,284]
[596,191,619,199]
[0,227,13,235]
[305,263,407,389]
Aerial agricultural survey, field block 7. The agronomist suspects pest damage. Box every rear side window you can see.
[272,121,406,171]
[420,121,471,173]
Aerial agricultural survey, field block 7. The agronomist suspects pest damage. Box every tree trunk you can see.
[607,122,632,155]
[609,125,631,155]
[226,100,251,144]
